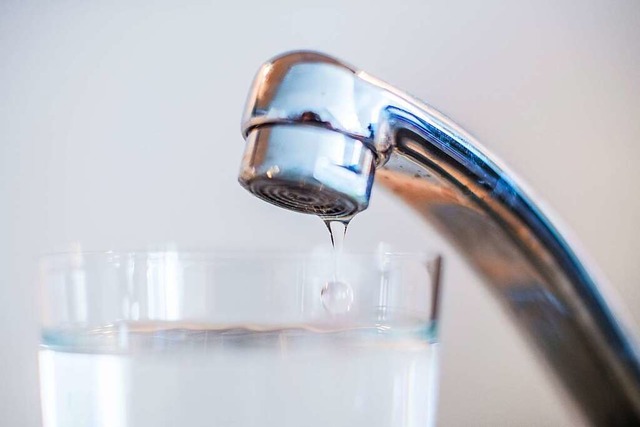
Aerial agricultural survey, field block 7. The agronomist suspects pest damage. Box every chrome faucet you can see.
[238,51,640,425]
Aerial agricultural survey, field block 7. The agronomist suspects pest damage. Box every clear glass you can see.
[38,250,443,427]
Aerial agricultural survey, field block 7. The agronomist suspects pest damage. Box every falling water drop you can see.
[321,280,354,313]
[320,218,353,313]
[322,218,351,282]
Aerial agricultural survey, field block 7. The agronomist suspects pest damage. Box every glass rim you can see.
[38,248,442,263]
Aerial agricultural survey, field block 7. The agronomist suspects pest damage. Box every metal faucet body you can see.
[238,51,640,425]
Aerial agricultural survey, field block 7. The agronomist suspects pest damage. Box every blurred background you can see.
[1,0,639,425]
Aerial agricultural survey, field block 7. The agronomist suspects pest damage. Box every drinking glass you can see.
[38,250,443,427]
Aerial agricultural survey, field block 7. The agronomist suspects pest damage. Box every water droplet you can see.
[322,219,349,251]
[321,280,354,313]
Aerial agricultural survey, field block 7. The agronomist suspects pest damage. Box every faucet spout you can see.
[238,51,640,425]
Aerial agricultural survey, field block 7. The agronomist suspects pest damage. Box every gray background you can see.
[1,0,639,425]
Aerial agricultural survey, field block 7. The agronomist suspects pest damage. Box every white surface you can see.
[1,0,639,425]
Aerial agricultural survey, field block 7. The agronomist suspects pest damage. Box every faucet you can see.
[237,51,640,425]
